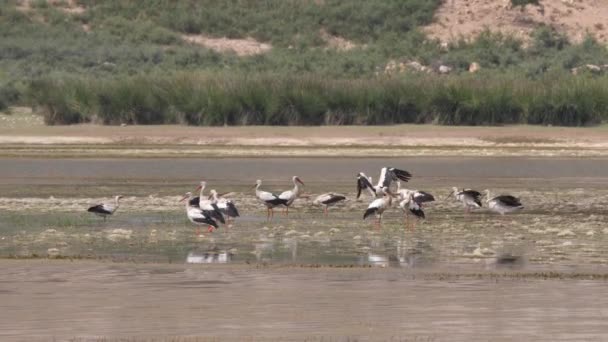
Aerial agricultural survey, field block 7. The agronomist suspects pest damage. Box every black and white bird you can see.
[87,195,123,221]
[357,167,412,199]
[313,193,346,216]
[209,189,240,221]
[279,176,305,217]
[193,181,225,225]
[484,189,524,215]
[180,192,218,234]
[363,187,394,226]
[396,182,435,207]
[398,191,427,229]
[447,187,483,213]
[254,179,289,221]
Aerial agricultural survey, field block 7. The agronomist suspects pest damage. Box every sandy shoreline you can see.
[1,122,608,157]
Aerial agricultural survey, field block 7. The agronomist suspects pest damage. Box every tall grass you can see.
[29,71,607,126]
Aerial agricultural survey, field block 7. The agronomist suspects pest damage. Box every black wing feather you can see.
[87,205,112,215]
[192,216,218,228]
[414,191,435,204]
[497,195,522,207]
[409,207,425,219]
[188,196,200,207]
[225,201,240,217]
[323,195,346,205]
[356,174,374,199]
[461,189,482,207]
[363,207,378,220]
[267,198,289,206]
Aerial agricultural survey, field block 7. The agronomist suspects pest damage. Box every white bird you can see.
[363,187,394,226]
[484,189,524,215]
[87,195,123,221]
[209,189,240,221]
[279,176,305,217]
[357,167,412,199]
[254,179,289,221]
[179,192,218,235]
[395,182,435,206]
[446,187,483,213]
[398,192,426,230]
[191,181,225,225]
[313,193,346,216]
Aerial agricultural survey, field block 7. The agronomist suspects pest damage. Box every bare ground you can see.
[425,0,608,45]
[1,115,607,157]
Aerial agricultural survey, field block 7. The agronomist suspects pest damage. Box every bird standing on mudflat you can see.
[180,192,218,234]
[279,176,305,217]
[363,187,394,227]
[209,189,240,222]
[87,195,123,221]
[447,187,483,214]
[313,193,346,216]
[484,189,524,215]
[254,179,289,221]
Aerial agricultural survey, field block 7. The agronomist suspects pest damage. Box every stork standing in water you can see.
[446,187,482,214]
[313,193,346,216]
[395,183,435,229]
[357,167,412,199]
[363,187,394,227]
[87,195,123,221]
[254,179,289,221]
[209,189,240,222]
[180,192,218,234]
[192,181,225,225]
[398,192,427,230]
[279,176,305,217]
[484,189,524,215]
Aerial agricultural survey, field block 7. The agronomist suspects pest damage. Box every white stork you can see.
[191,181,225,225]
[357,167,412,199]
[446,187,483,214]
[395,182,435,206]
[87,195,123,221]
[313,193,346,216]
[254,179,289,221]
[484,189,524,215]
[209,189,240,221]
[179,192,218,235]
[398,191,427,230]
[279,176,305,217]
[363,187,394,227]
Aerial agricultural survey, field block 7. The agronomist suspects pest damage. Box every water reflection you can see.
[186,251,232,264]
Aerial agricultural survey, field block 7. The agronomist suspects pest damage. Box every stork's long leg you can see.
[196,227,201,236]
[324,206,328,217]
[286,206,289,217]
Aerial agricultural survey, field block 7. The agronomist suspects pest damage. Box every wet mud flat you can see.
[1,157,608,340]
[0,157,608,268]
[1,260,608,341]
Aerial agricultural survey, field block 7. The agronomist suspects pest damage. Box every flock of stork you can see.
[87,166,524,234]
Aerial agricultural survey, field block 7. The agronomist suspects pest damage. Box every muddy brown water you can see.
[1,261,608,341]
[1,157,608,340]
[1,157,608,186]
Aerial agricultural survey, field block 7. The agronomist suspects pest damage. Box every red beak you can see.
[179,196,188,202]
[297,177,305,185]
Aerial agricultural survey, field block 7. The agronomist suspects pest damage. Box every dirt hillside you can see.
[425,0,608,44]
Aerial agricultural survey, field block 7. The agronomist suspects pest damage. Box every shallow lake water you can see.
[0,157,607,340]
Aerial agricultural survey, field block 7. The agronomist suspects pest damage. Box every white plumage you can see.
[279,176,305,216]
[313,193,346,216]
[255,179,289,220]
[484,189,524,215]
